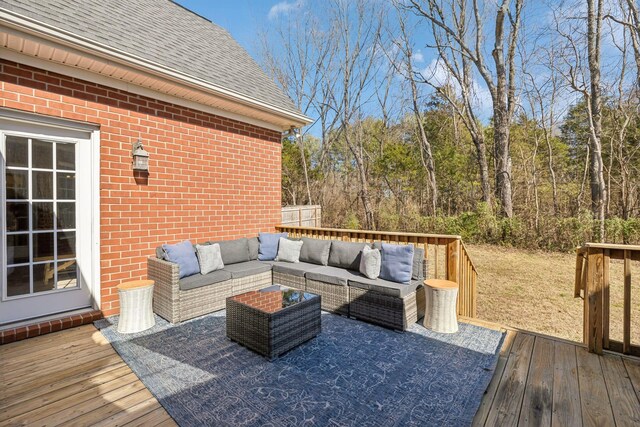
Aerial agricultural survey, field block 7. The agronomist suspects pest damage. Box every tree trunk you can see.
[492,105,514,217]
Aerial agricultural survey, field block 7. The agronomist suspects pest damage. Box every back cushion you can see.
[248,237,259,260]
[207,238,250,265]
[299,237,331,266]
[328,240,370,271]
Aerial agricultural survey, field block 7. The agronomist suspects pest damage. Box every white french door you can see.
[0,112,99,324]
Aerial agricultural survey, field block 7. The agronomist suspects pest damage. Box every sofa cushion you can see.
[276,237,303,263]
[207,238,250,265]
[222,260,272,279]
[248,237,259,260]
[348,277,422,298]
[299,237,331,266]
[374,242,425,281]
[359,246,381,279]
[179,269,232,291]
[272,261,323,277]
[195,243,224,275]
[258,232,288,261]
[305,266,357,286]
[162,240,200,279]
[379,243,414,284]
[328,241,370,270]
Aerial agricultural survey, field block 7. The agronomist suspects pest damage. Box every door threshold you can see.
[0,308,102,345]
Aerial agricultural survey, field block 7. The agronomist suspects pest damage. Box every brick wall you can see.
[0,59,283,317]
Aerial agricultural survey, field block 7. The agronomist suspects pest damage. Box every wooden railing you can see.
[575,243,639,356]
[275,225,478,318]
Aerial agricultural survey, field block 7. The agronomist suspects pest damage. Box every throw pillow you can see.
[275,237,304,263]
[299,237,331,265]
[258,232,288,261]
[162,240,200,279]
[195,243,224,275]
[359,245,381,279]
[379,243,414,284]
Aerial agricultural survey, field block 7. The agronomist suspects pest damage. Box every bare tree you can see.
[388,7,439,214]
[406,0,523,217]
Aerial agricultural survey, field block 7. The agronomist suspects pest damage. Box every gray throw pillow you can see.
[328,240,371,270]
[195,243,224,275]
[299,237,331,265]
[276,237,304,263]
[359,246,381,279]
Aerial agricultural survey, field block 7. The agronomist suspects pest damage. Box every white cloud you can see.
[411,51,424,64]
[422,58,493,121]
[268,1,304,20]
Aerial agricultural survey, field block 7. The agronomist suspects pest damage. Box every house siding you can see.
[0,59,283,317]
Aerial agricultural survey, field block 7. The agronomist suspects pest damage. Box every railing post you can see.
[446,239,461,314]
[585,248,605,354]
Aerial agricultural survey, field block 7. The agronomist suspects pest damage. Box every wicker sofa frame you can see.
[148,254,429,331]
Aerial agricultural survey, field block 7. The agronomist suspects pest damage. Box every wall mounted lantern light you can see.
[132,139,149,171]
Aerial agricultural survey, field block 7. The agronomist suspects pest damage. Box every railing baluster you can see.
[624,250,631,354]
[603,249,610,349]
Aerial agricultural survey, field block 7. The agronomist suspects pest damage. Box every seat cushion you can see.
[179,270,232,291]
[348,277,422,298]
[299,237,331,265]
[207,238,251,265]
[222,260,272,279]
[305,266,358,286]
[272,261,323,277]
[328,241,370,270]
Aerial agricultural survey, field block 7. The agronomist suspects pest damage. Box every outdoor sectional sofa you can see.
[148,236,428,331]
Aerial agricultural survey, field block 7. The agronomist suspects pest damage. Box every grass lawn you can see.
[467,244,639,345]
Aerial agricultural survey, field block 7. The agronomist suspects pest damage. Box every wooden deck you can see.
[1,322,639,426]
[0,325,176,427]
[471,319,640,427]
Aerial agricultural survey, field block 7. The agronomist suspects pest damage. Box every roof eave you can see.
[0,8,313,128]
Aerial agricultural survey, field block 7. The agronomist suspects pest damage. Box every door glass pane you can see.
[57,202,75,230]
[33,202,54,230]
[33,171,53,199]
[7,265,30,296]
[6,136,29,167]
[7,234,29,264]
[33,232,54,260]
[57,172,75,200]
[32,140,53,169]
[56,143,75,170]
[6,202,29,232]
[56,260,77,289]
[6,170,28,199]
[57,231,75,259]
[33,262,55,293]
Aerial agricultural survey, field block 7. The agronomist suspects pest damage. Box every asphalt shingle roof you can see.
[0,0,299,114]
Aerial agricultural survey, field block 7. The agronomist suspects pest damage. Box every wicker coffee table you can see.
[226,285,321,359]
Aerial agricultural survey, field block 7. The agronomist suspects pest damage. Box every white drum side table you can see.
[423,279,459,333]
[117,280,155,334]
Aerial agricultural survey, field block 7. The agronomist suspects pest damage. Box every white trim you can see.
[90,129,100,310]
[1,49,286,133]
[0,9,313,127]
[0,107,99,132]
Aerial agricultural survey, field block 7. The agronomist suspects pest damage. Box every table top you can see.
[229,285,318,314]
[423,279,458,290]
[118,279,154,291]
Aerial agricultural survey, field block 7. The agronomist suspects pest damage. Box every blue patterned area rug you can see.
[96,312,504,427]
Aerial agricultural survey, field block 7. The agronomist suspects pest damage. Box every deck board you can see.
[2,320,639,427]
[0,325,175,427]
[470,320,640,427]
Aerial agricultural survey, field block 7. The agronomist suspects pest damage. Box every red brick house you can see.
[0,0,310,327]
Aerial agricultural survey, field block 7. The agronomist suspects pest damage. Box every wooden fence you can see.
[281,205,321,227]
[575,243,639,356]
[275,225,478,318]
